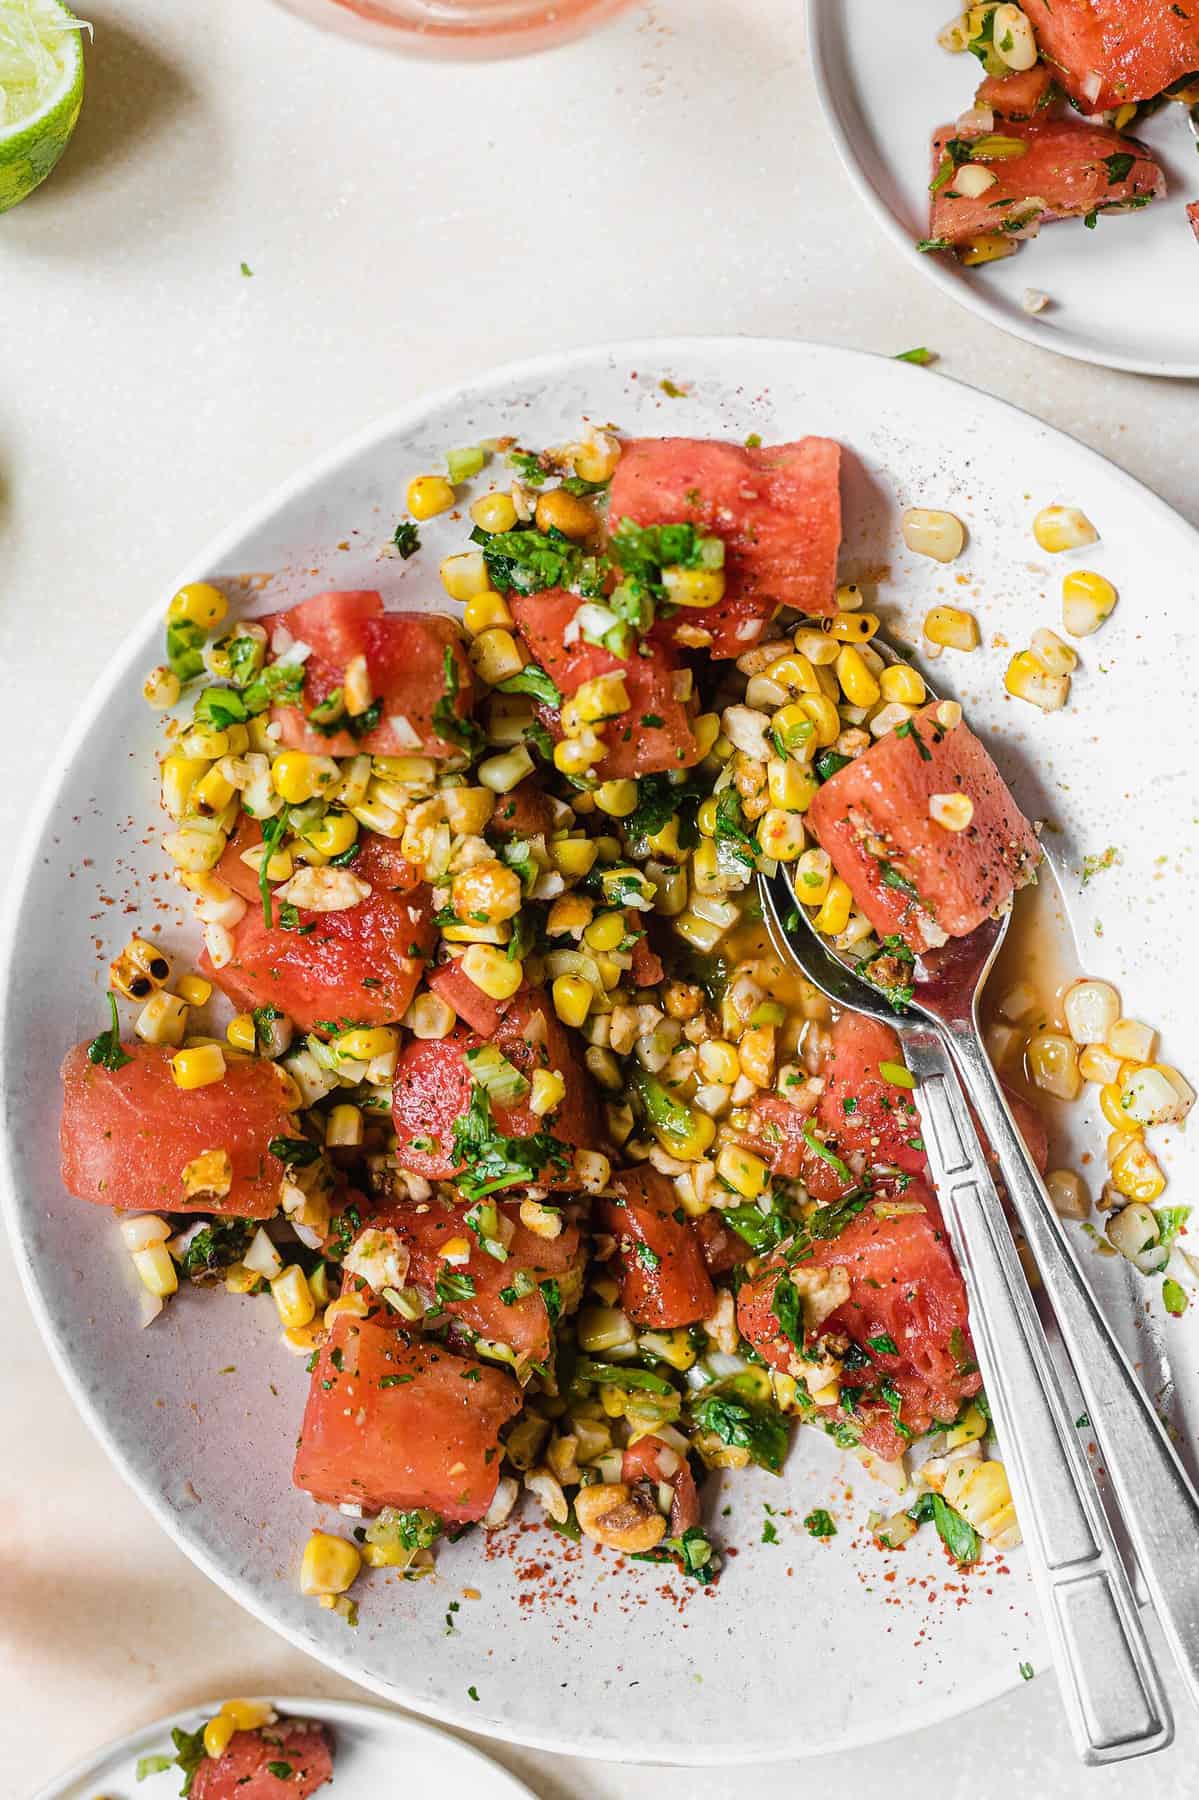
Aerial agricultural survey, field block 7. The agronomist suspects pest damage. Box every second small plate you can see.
[806,0,1199,377]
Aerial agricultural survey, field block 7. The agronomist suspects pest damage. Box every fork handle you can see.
[943,1020,1199,1720]
[904,1028,1171,1762]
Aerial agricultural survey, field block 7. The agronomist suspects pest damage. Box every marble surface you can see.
[2,1,1196,1795]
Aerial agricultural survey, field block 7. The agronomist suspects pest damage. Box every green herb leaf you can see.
[691,1393,789,1473]
[908,1490,981,1564]
[481,527,582,595]
[268,1134,321,1167]
[1163,1278,1188,1317]
[435,1267,478,1304]
[496,662,562,707]
[431,643,485,757]
[894,347,935,365]
[804,1507,837,1538]
[392,520,421,558]
[87,991,133,1073]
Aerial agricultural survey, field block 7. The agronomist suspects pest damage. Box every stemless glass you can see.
[272,0,637,59]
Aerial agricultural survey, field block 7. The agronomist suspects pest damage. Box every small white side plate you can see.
[806,0,1199,376]
[33,1695,535,1800]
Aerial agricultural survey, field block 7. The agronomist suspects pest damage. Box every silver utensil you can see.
[759,880,1171,1763]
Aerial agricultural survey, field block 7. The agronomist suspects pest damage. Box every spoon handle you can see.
[903,1027,1171,1762]
[943,1019,1199,1723]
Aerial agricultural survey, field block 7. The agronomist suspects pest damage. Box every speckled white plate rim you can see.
[804,0,1199,380]
[2,335,1196,1766]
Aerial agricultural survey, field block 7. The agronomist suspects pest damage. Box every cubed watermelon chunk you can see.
[217,815,420,902]
[975,63,1054,118]
[191,1721,334,1800]
[806,702,1041,953]
[263,592,474,758]
[1022,0,1199,111]
[60,1042,295,1215]
[607,436,842,647]
[596,1165,716,1327]
[1189,200,1199,242]
[930,118,1164,246]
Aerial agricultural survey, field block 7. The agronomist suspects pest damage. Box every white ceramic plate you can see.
[4,338,1198,1764]
[32,1694,535,1800]
[806,0,1199,376]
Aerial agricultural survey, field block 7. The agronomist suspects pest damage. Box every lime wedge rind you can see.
[0,0,86,213]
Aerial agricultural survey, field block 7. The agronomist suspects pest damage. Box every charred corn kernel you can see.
[168,582,227,628]
[959,231,1019,266]
[439,550,490,602]
[1079,1043,1123,1085]
[1110,1138,1166,1204]
[1005,650,1069,712]
[836,644,881,707]
[479,746,536,793]
[794,847,832,905]
[575,1148,611,1193]
[583,910,626,954]
[924,604,979,651]
[176,724,230,761]
[226,1013,257,1053]
[326,1103,364,1147]
[469,627,525,687]
[406,475,455,519]
[550,836,599,878]
[304,810,358,859]
[1062,569,1117,638]
[300,1530,362,1597]
[160,753,210,819]
[547,894,595,936]
[879,664,926,706]
[462,942,524,1001]
[738,1025,776,1087]
[835,582,865,612]
[572,673,630,723]
[110,936,173,1001]
[190,764,236,817]
[271,1264,315,1330]
[829,610,880,644]
[334,1026,398,1061]
[758,808,805,861]
[1027,1030,1081,1101]
[452,859,523,923]
[904,508,965,562]
[662,565,725,608]
[594,779,639,819]
[470,492,519,535]
[691,711,721,759]
[143,665,181,709]
[1033,504,1098,554]
[716,1143,770,1199]
[765,653,820,695]
[1030,627,1077,678]
[132,1242,178,1298]
[519,1197,564,1240]
[462,590,514,638]
[171,1044,226,1089]
[530,1068,567,1116]
[135,990,189,1047]
[552,973,594,1028]
[272,751,339,804]
[945,1403,988,1449]
[928,792,974,832]
[812,876,852,935]
[175,974,212,1007]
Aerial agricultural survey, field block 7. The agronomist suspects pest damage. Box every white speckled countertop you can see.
[2,2,1197,1794]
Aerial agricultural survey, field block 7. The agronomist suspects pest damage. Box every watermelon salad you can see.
[136,1701,333,1798]
[923,2,1199,270]
[58,426,1194,1616]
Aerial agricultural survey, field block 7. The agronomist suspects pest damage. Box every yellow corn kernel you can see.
[214,1700,273,1745]
[765,653,820,696]
[406,475,456,519]
[654,1105,715,1161]
[689,712,721,760]
[530,1068,567,1116]
[326,1103,364,1147]
[546,894,595,937]
[452,859,523,924]
[439,550,490,602]
[136,990,189,1047]
[662,565,725,608]
[1062,569,1117,638]
[572,673,630,724]
[324,1289,371,1329]
[223,1261,260,1295]
[794,847,832,905]
[163,827,228,874]
[479,746,536,793]
[553,732,605,777]
[334,1026,399,1061]
[1079,1043,1123,1085]
[462,590,514,636]
[828,610,880,644]
[758,807,805,861]
[272,751,340,804]
[594,779,638,818]
[835,581,865,612]
[716,1143,770,1200]
[1097,1082,1128,1130]
[190,764,236,818]
[226,1013,257,1053]
[1107,1018,1156,1063]
[299,1529,362,1597]
[304,810,358,859]
[879,663,926,706]
[1005,650,1069,713]
[812,876,852,935]
[1029,627,1077,678]
[945,1403,987,1450]
[168,582,227,628]
[462,942,524,1001]
[143,665,182,710]
[943,1460,1014,1534]
[552,974,594,1029]
[924,604,980,651]
[583,910,626,954]
[903,508,966,562]
[470,492,519,535]
[1033,504,1098,555]
[174,975,211,1009]
[836,644,882,707]
[171,1044,227,1090]
[1027,1030,1081,1101]
[799,693,841,748]
[132,1241,178,1298]
[765,757,816,813]
[203,1713,237,1760]
[958,232,1019,266]
[271,1264,316,1331]
[573,430,621,484]
[1109,1138,1166,1204]
[928,792,974,832]
[520,1197,565,1240]
[160,753,210,820]
[550,836,599,878]
[644,816,683,861]
[696,795,719,837]
[469,627,525,687]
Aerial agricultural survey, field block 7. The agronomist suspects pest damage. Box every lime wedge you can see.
[0,0,85,213]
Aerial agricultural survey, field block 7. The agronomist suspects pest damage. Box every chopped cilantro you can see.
[908,1490,981,1564]
[435,1267,478,1304]
[496,662,562,707]
[431,643,485,756]
[804,1508,837,1538]
[691,1393,788,1473]
[392,520,421,558]
[87,991,132,1073]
